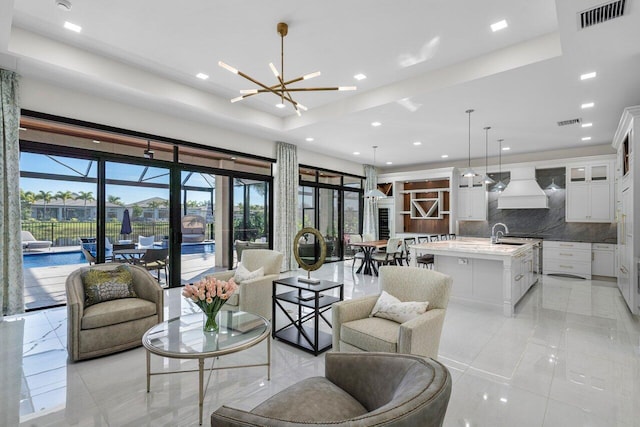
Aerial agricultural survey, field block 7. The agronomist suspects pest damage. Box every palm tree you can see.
[20,190,36,220]
[107,195,124,206]
[36,190,53,219]
[55,190,74,220]
[75,191,95,220]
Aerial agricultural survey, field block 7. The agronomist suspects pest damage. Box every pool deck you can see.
[23,245,228,311]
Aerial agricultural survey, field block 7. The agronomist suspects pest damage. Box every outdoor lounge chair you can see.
[182,215,206,243]
[21,231,52,251]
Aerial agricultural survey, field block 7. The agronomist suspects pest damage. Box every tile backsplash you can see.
[459,168,617,243]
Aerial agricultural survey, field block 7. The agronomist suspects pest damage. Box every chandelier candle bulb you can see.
[218,61,238,74]
[339,86,357,91]
[303,71,321,80]
[269,63,280,77]
[240,89,258,94]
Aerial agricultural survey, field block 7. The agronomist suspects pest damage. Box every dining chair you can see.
[348,234,365,273]
[372,238,403,268]
[403,237,417,266]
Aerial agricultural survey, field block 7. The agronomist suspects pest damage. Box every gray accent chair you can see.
[332,266,452,359]
[206,249,282,321]
[211,352,451,426]
[66,263,164,362]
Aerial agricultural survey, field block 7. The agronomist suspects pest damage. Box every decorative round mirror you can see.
[293,227,326,283]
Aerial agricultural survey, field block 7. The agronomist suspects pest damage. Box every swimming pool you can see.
[23,242,216,268]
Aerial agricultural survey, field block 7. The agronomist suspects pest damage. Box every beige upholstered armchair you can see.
[332,266,452,359]
[211,352,451,427]
[206,249,283,321]
[66,263,163,362]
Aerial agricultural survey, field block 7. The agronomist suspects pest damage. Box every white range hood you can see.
[497,167,548,209]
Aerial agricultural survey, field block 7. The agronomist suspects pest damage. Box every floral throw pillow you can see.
[81,265,137,307]
[233,264,265,284]
[369,291,429,324]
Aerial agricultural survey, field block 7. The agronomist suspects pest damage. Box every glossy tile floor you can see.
[1,264,639,426]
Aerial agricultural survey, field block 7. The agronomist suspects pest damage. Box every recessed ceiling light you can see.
[502,146,511,151]
[353,151,360,155]
[196,73,209,80]
[371,121,382,127]
[305,137,314,142]
[230,156,236,160]
[441,154,448,158]
[92,140,100,144]
[275,103,286,109]
[581,102,594,109]
[582,122,593,128]
[413,141,422,146]
[63,21,82,33]
[386,161,393,165]
[580,71,597,80]
[354,73,367,81]
[491,20,508,32]
[582,136,592,141]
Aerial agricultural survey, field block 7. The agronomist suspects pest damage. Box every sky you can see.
[20,152,263,205]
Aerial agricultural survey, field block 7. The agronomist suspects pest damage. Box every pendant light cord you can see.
[466,109,474,169]
[484,127,490,173]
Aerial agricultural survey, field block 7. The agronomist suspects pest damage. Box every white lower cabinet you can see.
[543,241,592,279]
[592,243,616,277]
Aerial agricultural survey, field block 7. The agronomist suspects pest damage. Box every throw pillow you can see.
[369,291,429,324]
[233,263,265,284]
[82,265,137,307]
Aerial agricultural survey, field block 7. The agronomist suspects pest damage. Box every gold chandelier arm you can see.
[255,87,356,92]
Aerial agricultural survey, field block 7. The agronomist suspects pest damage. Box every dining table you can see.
[349,240,388,275]
[112,248,147,263]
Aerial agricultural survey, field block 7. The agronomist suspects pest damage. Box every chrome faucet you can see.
[491,223,509,244]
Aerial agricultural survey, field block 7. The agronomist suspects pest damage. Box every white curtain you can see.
[363,164,378,239]
[0,69,24,317]
[274,141,298,271]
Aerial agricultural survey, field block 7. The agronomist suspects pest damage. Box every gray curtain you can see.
[0,69,24,317]
[363,164,378,239]
[274,141,298,271]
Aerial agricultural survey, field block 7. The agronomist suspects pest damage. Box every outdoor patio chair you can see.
[134,248,168,281]
[21,231,52,251]
[137,235,155,249]
[81,247,96,265]
[182,215,206,243]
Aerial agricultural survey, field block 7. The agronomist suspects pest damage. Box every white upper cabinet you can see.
[565,162,614,223]
[457,176,487,221]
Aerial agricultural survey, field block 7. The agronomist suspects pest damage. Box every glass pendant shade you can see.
[546,178,561,191]
[365,188,387,199]
[482,174,495,184]
[493,180,506,191]
[462,168,477,178]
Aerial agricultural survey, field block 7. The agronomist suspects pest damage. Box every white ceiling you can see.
[3,0,640,169]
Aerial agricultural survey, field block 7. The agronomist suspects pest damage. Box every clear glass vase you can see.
[202,310,219,333]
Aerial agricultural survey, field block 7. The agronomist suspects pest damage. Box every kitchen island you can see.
[410,237,537,317]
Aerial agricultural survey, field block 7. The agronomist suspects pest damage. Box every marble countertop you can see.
[410,237,534,257]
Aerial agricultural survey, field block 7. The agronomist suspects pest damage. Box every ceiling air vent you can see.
[579,0,626,29]
[557,118,582,127]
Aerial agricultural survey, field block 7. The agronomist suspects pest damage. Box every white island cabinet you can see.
[410,237,536,317]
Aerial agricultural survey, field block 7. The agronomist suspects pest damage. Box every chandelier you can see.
[218,22,356,116]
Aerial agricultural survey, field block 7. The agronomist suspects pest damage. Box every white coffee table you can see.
[142,310,271,425]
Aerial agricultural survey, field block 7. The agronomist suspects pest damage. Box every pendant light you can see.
[481,126,495,185]
[461,109,477,177]
[546,178,561,191]
[493,139,506,192]
[365,145,387,199]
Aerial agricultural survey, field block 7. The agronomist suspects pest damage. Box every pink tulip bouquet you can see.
[182,276,238,332]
